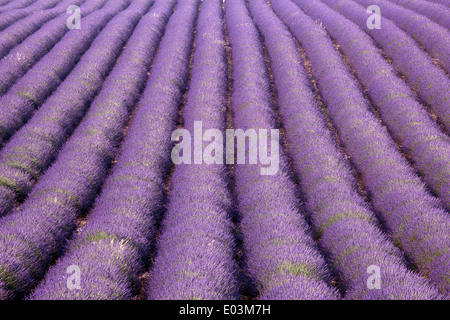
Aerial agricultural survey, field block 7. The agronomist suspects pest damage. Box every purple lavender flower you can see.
[252,0,442,299]
[0,0,86,60]
[352,0,450,73]
[274,0,450,294]
[322,0,450,133]
[225,0,339,300]
[0,0,153,217]
[290,0,450,211]
[147,0,239,300]
[382,0,450,30]
[0,0,165,300]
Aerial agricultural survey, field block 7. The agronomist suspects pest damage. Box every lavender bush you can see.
[273,0,450,294]
[147,0,239,300]
[291,0,450,211]
[225,0,338,300]
[0,0,128,143]
[253,0,442,300]
[0,0,86,60]
[352,0,450,73]
[322,0,450,133]
[0,0,154,217]
[0,0,165,300]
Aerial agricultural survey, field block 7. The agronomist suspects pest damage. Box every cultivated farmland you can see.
[0,0,448,300]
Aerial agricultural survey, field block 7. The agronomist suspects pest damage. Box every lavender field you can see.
[0,0,448,300]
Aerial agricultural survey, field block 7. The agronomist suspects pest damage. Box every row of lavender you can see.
[29,0,202,299]
[251,0,442,299]
[0,0,120,144]
[323,0,450,133]
[226,0,339,300]
[0,0,142,216]
[285,0,449,295]
[0,0,63,31]
[0,0,448,299]
[0,0,159,299]
[146,0,239,299]
[0,0,86,60]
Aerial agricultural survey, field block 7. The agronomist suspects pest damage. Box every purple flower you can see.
[0,0,150,217]
[274,0,450,294]
[252,0,442,299]
[225,0,339,300]
[147,0,238,300]
[388,0,450,29]
[0,0,87,60]
[352,0,450,73]
[322,0,450,134]
[0,0,166,299]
